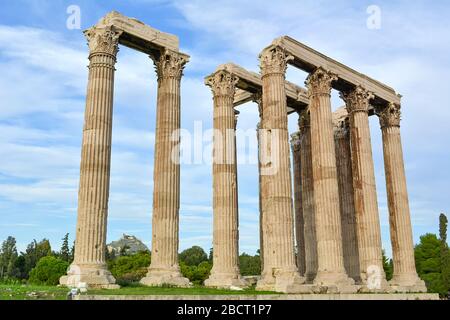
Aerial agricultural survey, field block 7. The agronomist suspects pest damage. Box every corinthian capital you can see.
[150,49,189,81]
[377,102,402,128]
[205,70,239,98]
[84,26,122,56]
[305,67,338,96]
[259,45,293,77]
[340,85,374,114]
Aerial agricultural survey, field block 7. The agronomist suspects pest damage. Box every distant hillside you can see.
[107,234,149,256]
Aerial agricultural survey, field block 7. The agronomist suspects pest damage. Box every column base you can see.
[305,271,317,284]
[257,269,310,293]
[59,263,120,289]
[357,269,391,293]
[389,274,427,293]
[313,271,358,293]
[204,272,249,289]
[140,266,191,288]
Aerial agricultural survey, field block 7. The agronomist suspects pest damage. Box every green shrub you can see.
[28,256,69,286]
[108,251,151,286]
[179,246,208,266]
[180,261,212,285]
[239,253,261,276]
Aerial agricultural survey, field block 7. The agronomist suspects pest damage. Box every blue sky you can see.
[0,0,449,257]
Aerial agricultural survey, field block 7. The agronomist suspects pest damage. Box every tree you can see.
[179,246,208,266]
[28,256,69,286]
[60,233,71,262]
[23,239,52,278]
[180,261,212,285]
[208,248,213,263]
[108,251,151,285]
[415,233,446,296]
[0,236,19,279]
[70,241,75,262]
[382,249,393,281]
[439,213,450,296]
[439,213,448,244]
[239,253,261,276]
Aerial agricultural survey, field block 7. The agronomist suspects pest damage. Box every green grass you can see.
[0,284,69,300]
[88,283,278,296]
[0,283,278,300]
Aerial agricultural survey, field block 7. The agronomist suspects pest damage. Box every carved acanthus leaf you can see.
[305,67,338,96]
[205,70,239,98]
[377,102,402,128]
[259,46,293,76]
[84,26,122,56]
[151,49,189,81]
[340,85,374,114]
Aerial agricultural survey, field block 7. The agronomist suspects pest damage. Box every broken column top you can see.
[90,11,181,54]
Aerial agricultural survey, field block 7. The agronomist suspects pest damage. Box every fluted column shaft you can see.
[61,26,122,289]
[306,67,353,288]
[341,87,386,287]
[257,46,304,292]
[334,120,360,282]
[378,103,425,291]
[291,132,306,276]
[299,113,318,283]
[74,36,117,267]
[142,49,190,287]
[204,71,246,288]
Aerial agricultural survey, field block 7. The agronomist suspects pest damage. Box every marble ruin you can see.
[62,12,427,294]
[60,11,190,289]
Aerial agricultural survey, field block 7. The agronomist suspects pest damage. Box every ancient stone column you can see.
[305,67,355,292]
[60,25,122,289]
[204,70,247,289]
[256,46,306,293]
[334,118,361,283]
[341,86,388,291]
[299,111,318,283]
[291,131,306,276]
[141,49,191,287]
[255,92,265,272]
[378,103,426,292]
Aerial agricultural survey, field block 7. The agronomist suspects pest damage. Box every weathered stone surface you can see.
[299,112,318,284]
[96,11,179,52]
[204,70,247,289]
[291,131,306,276]
[306,67,356,293]
[377,103,426,293]
[256,46,306,293]
[75,293,439,301]
[333,117,361,283]
[141,49,190,288]
[62,12,190,290]
[60,25,122,290]
[271,36,401,107]
[341,86,388,291]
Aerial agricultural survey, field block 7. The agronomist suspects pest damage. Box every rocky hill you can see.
[107,234,149,256]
